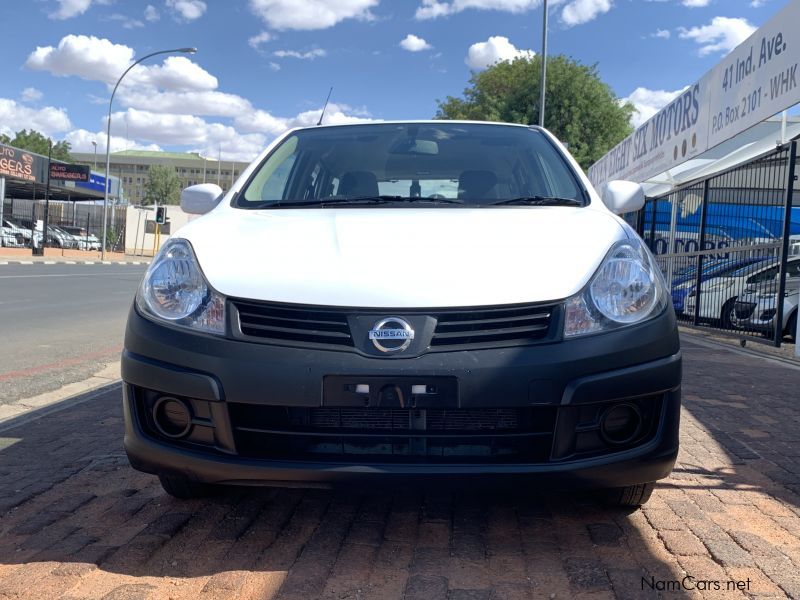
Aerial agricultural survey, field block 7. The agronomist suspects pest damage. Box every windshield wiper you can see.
[490,196,583,207]
[246,195,463,208]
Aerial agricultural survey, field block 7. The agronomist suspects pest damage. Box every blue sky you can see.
[0,0,787,161]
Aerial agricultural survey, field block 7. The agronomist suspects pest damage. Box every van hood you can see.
[179,207,626,308]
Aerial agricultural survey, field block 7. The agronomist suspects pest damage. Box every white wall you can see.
[125,205,197,255]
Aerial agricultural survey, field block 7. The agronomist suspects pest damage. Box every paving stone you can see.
[659,530,708,557]
[1,335,799,599]
[404,574,449,600]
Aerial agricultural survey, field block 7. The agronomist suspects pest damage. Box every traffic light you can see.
[155,206,167,224]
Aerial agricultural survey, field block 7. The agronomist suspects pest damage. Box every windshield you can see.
[236,123,585,208]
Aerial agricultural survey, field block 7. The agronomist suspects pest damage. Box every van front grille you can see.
[232,300,354,347]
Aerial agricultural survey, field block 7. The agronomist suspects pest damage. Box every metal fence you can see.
[629,140,799,347]
[1,199,127,253]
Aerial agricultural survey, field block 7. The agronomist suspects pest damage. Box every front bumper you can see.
[122,304,682,489]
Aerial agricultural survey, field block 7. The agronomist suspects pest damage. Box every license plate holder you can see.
[323,376,458,408]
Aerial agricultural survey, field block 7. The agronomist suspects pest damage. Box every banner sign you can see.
[49,162,91,182]
[0,143,38,182]
[589,0,800,189]
[76,172,107,192]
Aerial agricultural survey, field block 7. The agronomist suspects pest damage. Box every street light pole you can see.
[102,46,197,260]
[538,0,548,128]
[92,140,97,169]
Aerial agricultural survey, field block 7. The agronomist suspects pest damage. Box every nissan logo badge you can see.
[368,317,415,353]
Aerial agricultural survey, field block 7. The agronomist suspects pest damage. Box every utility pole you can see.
[539,0,548,128]
[38,139,53,257]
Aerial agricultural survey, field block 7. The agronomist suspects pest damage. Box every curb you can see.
[681,330,800,371]
[0,260,149,265]
[0,362,122,430]
[0,381,121,433]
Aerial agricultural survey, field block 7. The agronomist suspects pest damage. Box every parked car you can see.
[670,257,766,314]
[1,226,24,247]
[47,225,79,249]
[122,121,681,507]
[60,225,101,251]
[732,260,800,342]
[685,257,800,328]
[2,219,40,247]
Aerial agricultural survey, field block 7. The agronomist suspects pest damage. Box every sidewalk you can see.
[0,332,798,598]
[0,248,151,264]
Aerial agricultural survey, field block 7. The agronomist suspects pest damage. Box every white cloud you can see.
[106,13,145,29]
[248,0,378,31]
[416,0,540,20]
[465,36,534,70]
[234,110,289,136]
[50,0,92,20]
[20,32,373,163]
[400,34,432,52]
[106,109,209,145]
[65,128,161,154]
[285,103,377,129]
[25,36,215,92]
[235,103,376,137]
[48,0,114,19]
[273,49,327,59]
[144,4,160,20]
[26,35,135,84]
[248,31,273,50]
[622,87,686,128]
[561,0,611,26]
[0,99,72,137]
[679,16,756,56]
[101,102,376,162]
[118,90,252,117]
[166,0,207,21]
[415,0,611,25]
[21,87,44,103]
[652,28,670,39]
[682,0,710,6]
[121,56,217,92]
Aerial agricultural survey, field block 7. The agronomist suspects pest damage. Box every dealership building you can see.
[72,150,250,205]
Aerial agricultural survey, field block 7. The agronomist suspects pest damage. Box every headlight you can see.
[564,239,668,338]
[136,238,225,335]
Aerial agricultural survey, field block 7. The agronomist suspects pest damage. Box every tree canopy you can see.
[143,165,182,205]
[436,55,634,170]
[0,129,73,162]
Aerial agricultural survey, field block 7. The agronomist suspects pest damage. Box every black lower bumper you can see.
[122,304,681,489]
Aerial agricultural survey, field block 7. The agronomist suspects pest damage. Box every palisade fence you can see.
[1,199,127,253]
[626,139,799,347]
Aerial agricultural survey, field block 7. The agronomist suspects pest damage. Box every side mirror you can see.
[180,183,224,215]
[601,180,645,215]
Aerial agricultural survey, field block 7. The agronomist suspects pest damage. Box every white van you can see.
[122,121,681,507]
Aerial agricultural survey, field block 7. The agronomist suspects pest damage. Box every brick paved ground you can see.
[0,334,799,599]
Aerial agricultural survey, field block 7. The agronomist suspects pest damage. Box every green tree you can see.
[436,55,634,170]
[143,165,182,205]
[0,129,73,162]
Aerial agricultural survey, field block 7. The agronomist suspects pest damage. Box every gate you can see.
[633,140,799,347]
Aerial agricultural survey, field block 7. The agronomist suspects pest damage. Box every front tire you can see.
[720,299,736,329]
[601,482,656,507]
[158,474,219,499]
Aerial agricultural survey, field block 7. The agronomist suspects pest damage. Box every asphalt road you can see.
[0,264,147,403]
